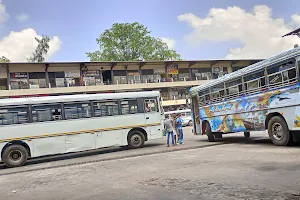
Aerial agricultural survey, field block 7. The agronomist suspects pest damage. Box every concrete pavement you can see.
[0,132,300,200]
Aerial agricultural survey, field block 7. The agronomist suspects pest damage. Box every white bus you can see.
[0,91,164,167]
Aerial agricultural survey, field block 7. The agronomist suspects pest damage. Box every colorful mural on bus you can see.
[197,84,300,133]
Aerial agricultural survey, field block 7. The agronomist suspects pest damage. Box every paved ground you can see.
[1,128,300,200]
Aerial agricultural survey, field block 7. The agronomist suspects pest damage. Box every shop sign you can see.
[85,70,100,77]
[128,72,140,76]
[9,94,49,98]
[167,65,178,75]
[10,72,28,78]
[65,71,80,78]
[153,68,165,74]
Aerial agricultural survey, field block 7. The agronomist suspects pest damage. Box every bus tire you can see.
[268,116,291,146]
[128,130,145,149]
[204,121,215,142]
[244,131,250,138]
[2,144,28,167]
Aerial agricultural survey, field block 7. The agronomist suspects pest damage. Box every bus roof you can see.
[0,91,160,107]
[189,46,300,96]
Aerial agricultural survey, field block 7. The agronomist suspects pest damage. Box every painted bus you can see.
[0,91,164,167]
[189,46,300,146]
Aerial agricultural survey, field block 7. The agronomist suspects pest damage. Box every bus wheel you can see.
[2,144,28,167]
[244,132,250,138]
[204,121,215,142]
[128,130,145,149]
[268,116,291,146]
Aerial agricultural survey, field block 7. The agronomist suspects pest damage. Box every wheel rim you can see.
[272,122,284,140]
[8,150,22,162]
[131,134,142,147]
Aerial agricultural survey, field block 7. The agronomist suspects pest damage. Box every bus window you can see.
[120,100,138,114]
[93,101,119,117]
[225,78,243,98]
[267,59,296,88]
[244,70,265,92]
[210,84,225,101]
[144,99,158,112]
[0,106,29,125]
[32,104,62,122]
[64,102,91,119]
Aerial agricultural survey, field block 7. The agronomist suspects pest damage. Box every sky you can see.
[0,0,300,62]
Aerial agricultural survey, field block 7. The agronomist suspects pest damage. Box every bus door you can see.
[192,96,202,135]
[144,98,162,137]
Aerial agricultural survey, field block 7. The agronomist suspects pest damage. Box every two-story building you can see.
[0,59,262,110]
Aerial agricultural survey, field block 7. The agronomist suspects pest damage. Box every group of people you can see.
[164,114,184,147]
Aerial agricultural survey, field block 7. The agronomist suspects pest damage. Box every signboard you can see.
[10,72,28,78]
[65,71,80,78]
[153,68,165,74]
[167,65,178,75]
[9,94,49,98]
[85,70,100,77]
[128,72,140,76]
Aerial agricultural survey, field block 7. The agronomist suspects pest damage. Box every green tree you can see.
[28,35,50,62]
[0,56,10,63]
[87,22,181,61]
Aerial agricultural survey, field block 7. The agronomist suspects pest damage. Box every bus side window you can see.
[120,99,138,115]
[198,89,210,105]
[32,104,62,122]
[244,70,265,93]
[0,106,29,125]
[225,78,242,98]
[93,101,119,117]
[144,99,158,112]
[210,84,225,102]
[267,59,296,88]
[64,102,91,119]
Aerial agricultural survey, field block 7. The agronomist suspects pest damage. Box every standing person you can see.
[164,116,175,147]
[172,114,178,144]
[175,113,184,144]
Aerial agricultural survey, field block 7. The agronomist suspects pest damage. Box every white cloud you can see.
[0,28,62,62]
[16,13,29,22]
[178,5,300,59]
[160,37,176,49]
[0,0,9,24]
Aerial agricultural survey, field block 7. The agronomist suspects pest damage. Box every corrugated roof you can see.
[189,47,300,96]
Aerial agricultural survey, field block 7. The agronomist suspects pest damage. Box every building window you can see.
[114,70,127,84]
[178,68,190,81]
[83,70,102,86]
[29,72,47,88]
[49,72,65,87]
[0,78,7,90]
[10,73,29,90]
[127,71,140,84]
[141,69,154,83]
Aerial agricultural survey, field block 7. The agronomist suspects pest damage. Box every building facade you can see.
[0,59,262,110]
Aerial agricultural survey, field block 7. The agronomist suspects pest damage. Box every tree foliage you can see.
[87,22,181,61]
[28,35,50,62]
[0,56,10,63]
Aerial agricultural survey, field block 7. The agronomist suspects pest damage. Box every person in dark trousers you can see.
[164,116,175,147]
